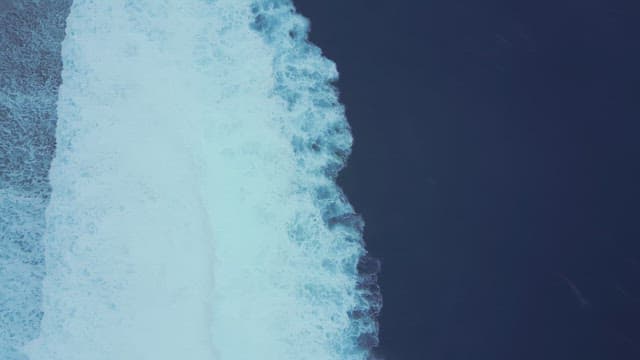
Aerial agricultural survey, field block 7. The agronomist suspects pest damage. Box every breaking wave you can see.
[2,1,380,359]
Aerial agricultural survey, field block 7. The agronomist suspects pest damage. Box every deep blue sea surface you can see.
[296,0,640,359]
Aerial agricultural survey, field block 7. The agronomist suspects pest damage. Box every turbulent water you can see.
[0,2,71,358]
[1,1,380,359]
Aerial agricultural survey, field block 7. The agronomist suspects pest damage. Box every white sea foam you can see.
[24,1,379,359]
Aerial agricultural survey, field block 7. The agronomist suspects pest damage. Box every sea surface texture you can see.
[1,0,380,359]
[0,1,71,359]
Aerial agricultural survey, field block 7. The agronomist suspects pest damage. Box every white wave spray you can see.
[23,1,380,359]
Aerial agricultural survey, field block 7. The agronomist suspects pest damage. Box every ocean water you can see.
[1,1,380,359]
[0,1,71,359]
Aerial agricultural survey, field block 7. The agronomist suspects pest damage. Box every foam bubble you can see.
[24,1,380,359]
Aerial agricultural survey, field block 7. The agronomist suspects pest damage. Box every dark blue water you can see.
[294,0,640,359]
[0,2,71,358]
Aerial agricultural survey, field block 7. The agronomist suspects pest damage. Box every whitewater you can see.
[1,0,380,359]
